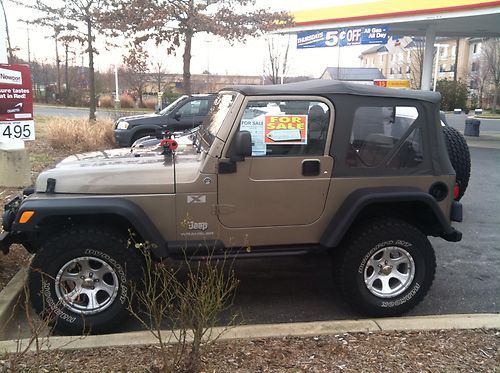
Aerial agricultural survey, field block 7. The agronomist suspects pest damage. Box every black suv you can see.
[114,94,216,147]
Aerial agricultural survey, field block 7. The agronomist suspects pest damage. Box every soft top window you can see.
[348,106,423,168]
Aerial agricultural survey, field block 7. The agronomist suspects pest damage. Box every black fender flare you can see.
[129,124,163,137]
[12,197,167,257]
[320,187,455,248]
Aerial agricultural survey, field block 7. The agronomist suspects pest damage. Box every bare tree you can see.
[264,35,291,85]
[482,38,500,113]
[151,60,167,93]
[123,44,150,107]
[105,0,293,94]
[19,0,109,120]
[407,37,426,89]
[469,56,491,108]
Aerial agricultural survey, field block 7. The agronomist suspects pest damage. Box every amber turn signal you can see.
[19,211,35,224]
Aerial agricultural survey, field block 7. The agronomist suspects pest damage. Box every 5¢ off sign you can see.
[0,64,35,141]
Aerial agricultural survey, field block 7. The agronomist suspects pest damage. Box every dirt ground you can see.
[2,329,498,372]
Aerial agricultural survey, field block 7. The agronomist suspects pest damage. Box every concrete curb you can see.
[0,268,27,333]
[0,313,498,354]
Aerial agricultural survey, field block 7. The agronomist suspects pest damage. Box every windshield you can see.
[159,95,188,116]
[200,93,236,147]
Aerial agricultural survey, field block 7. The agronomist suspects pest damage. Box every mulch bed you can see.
[3,329,499,372]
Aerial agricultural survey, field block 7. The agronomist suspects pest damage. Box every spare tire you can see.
[442,126,471,200]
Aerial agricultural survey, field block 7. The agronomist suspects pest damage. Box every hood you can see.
[35,144,203,195]
[119,113,168,127]
[117,113,159,122]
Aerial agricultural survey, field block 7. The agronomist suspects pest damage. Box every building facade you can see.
[359,36,472,90]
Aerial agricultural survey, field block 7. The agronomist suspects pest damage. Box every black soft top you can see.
[222,79,441,103]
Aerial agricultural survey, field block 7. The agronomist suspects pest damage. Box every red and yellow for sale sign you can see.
[264,115,308,145]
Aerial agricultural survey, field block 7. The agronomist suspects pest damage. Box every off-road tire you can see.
[337,219,436,317]
[28,226,143,335]
[442,126,471,200]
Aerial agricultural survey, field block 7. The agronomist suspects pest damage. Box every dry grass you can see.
[120,94,135,109]
[45,117,115,153]
[143,98,157,110]
[99,95,114,108]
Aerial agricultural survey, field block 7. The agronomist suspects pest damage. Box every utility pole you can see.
[64,43,69,104]
[0,0,12,61]
[54,29,61,99]
[453,38,460,81]
[114,63,120,109]
[19,20,31,64]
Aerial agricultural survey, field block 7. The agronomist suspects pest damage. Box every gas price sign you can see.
[0,64,35,141]
[297,25,388,49]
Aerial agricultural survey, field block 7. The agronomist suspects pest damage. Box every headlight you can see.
[116,121,129,130]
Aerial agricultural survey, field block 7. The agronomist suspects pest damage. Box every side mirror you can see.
[231,131,252,160]
[218,131,252,174]
[173,112,181,121]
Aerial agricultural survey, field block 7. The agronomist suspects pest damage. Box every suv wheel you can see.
[29,226,143,334]
[337,219,436,316]
[442,126,471,200]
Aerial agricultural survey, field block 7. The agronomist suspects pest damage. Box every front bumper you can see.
[113,129,133,147]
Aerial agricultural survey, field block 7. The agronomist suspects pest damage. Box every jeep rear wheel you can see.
[442,126,471,200]
[29,226,143,334]
[337,219,436,316]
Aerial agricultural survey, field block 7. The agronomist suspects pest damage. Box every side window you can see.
[348,106,423,168]
[177,99,208,116]
[238,100,330,156]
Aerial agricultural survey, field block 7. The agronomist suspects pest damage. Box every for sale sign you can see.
[0,64,35,141]
[265,115,308,145]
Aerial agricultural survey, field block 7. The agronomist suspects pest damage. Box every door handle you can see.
[302,159,320,176]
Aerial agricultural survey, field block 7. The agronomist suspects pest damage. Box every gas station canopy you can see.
[292,0,500,37]
[287,0,500,90]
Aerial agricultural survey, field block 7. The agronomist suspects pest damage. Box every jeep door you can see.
[217,96,334,228]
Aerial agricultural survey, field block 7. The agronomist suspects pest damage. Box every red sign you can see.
[264,115,308,145]
[0,64,35,141]
[0,64,33,121]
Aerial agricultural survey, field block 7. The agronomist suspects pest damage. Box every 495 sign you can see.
[0,64,35,141]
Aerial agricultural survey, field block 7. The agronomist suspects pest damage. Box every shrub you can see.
[120,94,135,108]
[143,98,157,110]
[436,79,469,111]
[46,117,115,153]
[99,95,114,108]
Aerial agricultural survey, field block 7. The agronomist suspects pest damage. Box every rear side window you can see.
[348,106,423,168]
[238,100,330,156]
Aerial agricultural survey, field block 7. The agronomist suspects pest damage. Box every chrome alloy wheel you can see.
[363,246,415,298]
[54,256,119,315]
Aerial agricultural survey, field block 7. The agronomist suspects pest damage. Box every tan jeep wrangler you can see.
[1,80,464,334]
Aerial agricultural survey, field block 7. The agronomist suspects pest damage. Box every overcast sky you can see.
[4,0,373,78]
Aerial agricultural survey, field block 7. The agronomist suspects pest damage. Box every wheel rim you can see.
[55,256,119,315]
[363,246,415,298]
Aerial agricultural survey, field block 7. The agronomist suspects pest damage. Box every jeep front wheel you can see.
[337,219,436,316]
[29,226,143,334]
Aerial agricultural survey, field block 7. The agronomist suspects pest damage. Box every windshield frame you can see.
[159,95,188,116]
[198,92,237,149]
